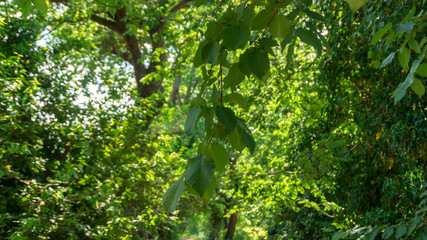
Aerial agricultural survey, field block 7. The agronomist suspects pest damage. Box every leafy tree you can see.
[2,0,426,239]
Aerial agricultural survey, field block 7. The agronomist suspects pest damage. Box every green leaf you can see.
[204,107,214,130]
[395,225,407,239]
[247,47,270,80]
[239,50,253,76]
[207,143,228,172]
[215,106,237,131]
[304,9,326,22]
[223,24,249,50]
[202,175,216,199]
[317,33,331,53]
[420,37,427,48]
[252,9,274,30]
[202,41,220,65]
[185,106,201,134]
[411,78,425,98]
[367,228,379,240]
[194,41,207,67]
[269,14,291,40]
[408,37,421,53]
[395,21,414,34]
[218,50,230,67]
[382,227,394,239]
[237,4,255,24]
[345,0,369,12]
[301,0,312,6]
[224,64,245,89]
[237,118,256,154]
[286,41,295,64]
[195,0,208,6]
[228,126,245,152]
[224,93,246,107]
[186,155,215,196]
[398,47,410,71]
[18,0,32,18]
[371,22,392,45]
[205,22,222,41]
[408,215,421,236]
[394,74,413,103]
[385,30,397,45]
[296,28,322,55]
[241,127,256,154]
[381,52,395,68]
[281,28,294,51]
[415,63,427,77]
[32,0,48,16]
[259,38,278,47]
[216,122,231,139]
[163,174,186,212]
[395,56,424,103]
[401,6,416,23]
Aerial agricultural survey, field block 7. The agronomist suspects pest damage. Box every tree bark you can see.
[170,73,182,105]
[224,212,238,240]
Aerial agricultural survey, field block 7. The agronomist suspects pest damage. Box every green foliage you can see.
[3,0,427,239]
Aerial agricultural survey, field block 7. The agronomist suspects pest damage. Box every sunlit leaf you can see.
[345,0,369,13]
[269,14,291,40]
[32,0,48,16]
[227,126,245,151]
[410,78,425,98]
[224,93,246,107]
[398,47,410,71]
[415,63,427,77]
[252,9,274,30]
[371,22,392,45]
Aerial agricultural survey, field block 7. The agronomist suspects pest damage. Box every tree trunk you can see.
[224,212,238,240]
[170,73,182,105]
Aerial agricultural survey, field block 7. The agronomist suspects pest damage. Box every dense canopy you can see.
[1,0,426,239]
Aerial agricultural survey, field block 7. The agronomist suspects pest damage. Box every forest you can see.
[0,0,426,239]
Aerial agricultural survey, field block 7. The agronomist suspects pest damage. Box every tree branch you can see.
[90,14,124,34]
[170,0,193,14]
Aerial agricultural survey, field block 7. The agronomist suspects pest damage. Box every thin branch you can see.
[339,142,362,156]
[363,140,384,158]
[90,14,124,34]
[94,0,119,8]
[261,0,287,38]
[244,170,316,177]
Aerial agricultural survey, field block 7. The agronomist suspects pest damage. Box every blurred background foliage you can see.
[0,0,426,239]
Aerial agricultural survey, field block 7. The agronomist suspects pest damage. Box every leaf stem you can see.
[260,0,287,38]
